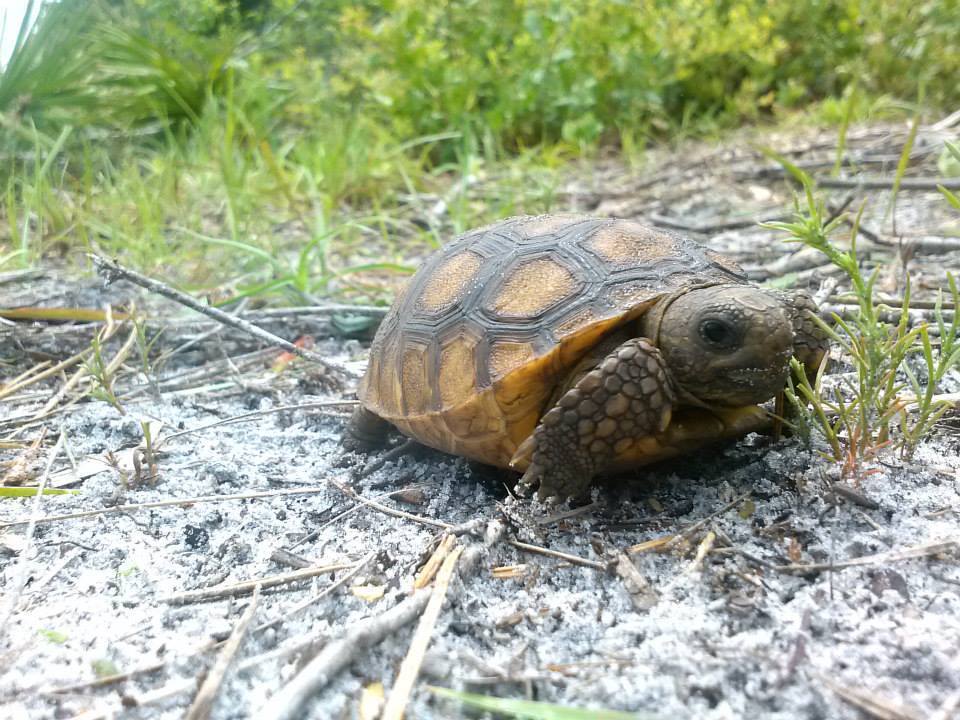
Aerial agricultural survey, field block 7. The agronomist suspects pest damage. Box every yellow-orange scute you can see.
[400,346,431,414]
[490,257,579,318]
[416,250,483,313]
[438,332,478,407]
[584,222,681,267]
[488,340,536,380]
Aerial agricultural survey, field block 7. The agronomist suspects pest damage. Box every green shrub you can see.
[3,0,960,283]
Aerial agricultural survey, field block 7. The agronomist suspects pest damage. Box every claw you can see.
[516,465,542,498]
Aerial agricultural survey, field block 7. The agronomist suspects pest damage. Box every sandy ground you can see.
[2,121,960,719]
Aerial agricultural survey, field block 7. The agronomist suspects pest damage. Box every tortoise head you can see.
[652,285,794,407]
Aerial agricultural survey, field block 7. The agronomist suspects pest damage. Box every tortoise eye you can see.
[699,319,736,347]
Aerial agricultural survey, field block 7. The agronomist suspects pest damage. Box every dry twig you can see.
[930,690,960,720]
[259,521,505,720]
[615,552,658,610]
[0,486,331,530]
[90,254,350,381]
[161,400,359,445]
[163,563,354,605]
[414,533,457,589]
[817,672,924,720]
[328,478,451,530]
[65,677,199,720]
[47,640,221,694]
[254,551,377,633]
[665,492,751,549]
[816,175,960,191]
[508,539,607,571]
[683,530,717,574]
[743,539,957,576]
[185,585,260,720]
[381,545,464,720]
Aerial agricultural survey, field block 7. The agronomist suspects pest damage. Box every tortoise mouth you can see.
[722,369,789,404]
[690,346,792,406]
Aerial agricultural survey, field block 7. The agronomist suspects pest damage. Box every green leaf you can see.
[92,659,120,677]
[39,628,68,644]
[426,686,657,720]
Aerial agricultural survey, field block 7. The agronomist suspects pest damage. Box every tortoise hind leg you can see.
[344,406,391,452]
[515,338,674,501]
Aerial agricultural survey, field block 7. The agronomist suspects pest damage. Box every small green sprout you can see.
[38,628,68,644]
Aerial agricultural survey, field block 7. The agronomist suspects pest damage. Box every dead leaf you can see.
[358,681,384,720]
[351,584,385,602]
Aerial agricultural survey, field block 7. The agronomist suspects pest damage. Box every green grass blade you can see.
[0,487,77,497]
[37,125,72,177]
[0,249,28,268]
[939,184,960,210]
[334,262,416,278]
[426,686,656,720]
[757,145,810,188]
[945,140,960,164]
[178,229,282,271]
[832,82,857,177]
[884,114,919,226]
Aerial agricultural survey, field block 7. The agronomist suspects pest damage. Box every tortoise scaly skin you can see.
[348,214,828,500]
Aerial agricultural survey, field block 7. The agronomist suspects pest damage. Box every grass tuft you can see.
[763,158,960,474]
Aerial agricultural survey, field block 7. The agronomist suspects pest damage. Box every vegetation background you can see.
[1,0,958,303]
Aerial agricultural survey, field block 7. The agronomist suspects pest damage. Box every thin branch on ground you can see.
[328,478,452,530]
[535,501,601,526]
[381,545,464,720]
[816,176,960,191]
[508,539,607,571]
[353,438,417,480]
[90,254,350,381]
[161,400,360,445]
[64,677,199,720]
[185,585,260,720]
[0,350,92,402]
[414,534,457,589]
[665,492,751,549]
[287,485,432,551]
[238,304,388,318]
[163,563,354,605]
[46,640,222,694]
[254,551,377,633]
[0,486,332,530]
[683,530,717,574]
[930,690,960,720]
[816,672,924,720]
[615,552,659,610]
[258,521,505,720]
[740,539,957,576]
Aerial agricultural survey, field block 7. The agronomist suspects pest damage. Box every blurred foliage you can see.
[269,0,960,149]
[1,0,959,287]
[6,0,960,148]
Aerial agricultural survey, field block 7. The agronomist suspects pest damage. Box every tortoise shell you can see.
[358,214,748,468]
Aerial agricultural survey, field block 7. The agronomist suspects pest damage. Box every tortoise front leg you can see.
[343,406,391,452]
[515,338,675,501]
[782,289,830,376]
